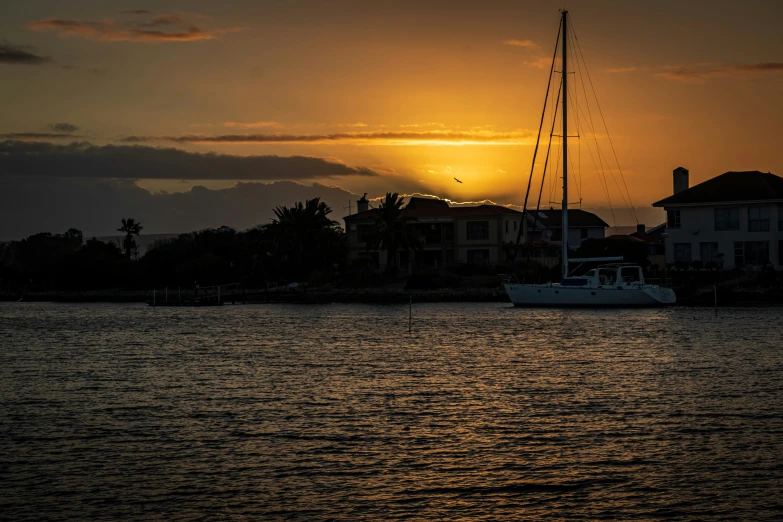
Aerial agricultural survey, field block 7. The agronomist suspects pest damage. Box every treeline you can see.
[1,193,686,294]
[0,198,348,293]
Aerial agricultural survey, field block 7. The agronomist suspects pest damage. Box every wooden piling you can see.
[409,296,412,333]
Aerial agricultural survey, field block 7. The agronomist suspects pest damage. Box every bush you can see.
[459,275,503,288]
[405,270,460,290]
[308,269,335,288]
[447,263,497,277]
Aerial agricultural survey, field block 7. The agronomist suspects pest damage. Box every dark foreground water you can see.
[2,303,783,520]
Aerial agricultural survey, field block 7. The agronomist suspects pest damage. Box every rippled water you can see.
[2,302,783,520]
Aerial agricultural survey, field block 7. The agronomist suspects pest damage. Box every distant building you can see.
[652,168,783,269]
[606,223,666,268]
[527,208,608,249]
[343,197,607,271]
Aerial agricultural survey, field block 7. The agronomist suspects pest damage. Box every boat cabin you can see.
[560,264,646,288]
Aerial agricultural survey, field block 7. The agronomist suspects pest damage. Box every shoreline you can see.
[2,287,783,307]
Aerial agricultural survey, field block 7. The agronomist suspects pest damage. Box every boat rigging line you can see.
[512,19,561,263]
[512,10,640,274]
[568,18,638,224]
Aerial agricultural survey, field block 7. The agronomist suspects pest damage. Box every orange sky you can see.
[2,0,782,227]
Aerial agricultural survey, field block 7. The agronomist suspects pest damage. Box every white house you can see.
[652,167,783,269]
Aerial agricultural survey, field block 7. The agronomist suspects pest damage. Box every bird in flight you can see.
[454,177,463,183]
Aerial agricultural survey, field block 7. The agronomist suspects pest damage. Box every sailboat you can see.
[504,11,676,307]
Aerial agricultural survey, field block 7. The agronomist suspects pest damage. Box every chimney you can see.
[673,167,689,194]
[357,193,369,213]
[636,224,645,234]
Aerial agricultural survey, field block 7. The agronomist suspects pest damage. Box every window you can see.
[581,228,588,239]
[667,210,681,229]
[357,251,380,269]
[467,249,490,265]
[505,221,509,234]
[780,240,783,266]
[779,205,783,231]
[597,268,617,285]
[357,224,374,243]
[513,220,517,231]
[551,228,562,241]
[674,243,692,262]
[466,221,489,240]
[734,241,769,267]
[620,267,641,283]
[419,223,441,244]
[443,223,454,242]
[714,207,739,231]
[699,242,719,263]
[748,206,770,232]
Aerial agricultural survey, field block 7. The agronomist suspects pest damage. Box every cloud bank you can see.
[0,174,659,240]
[657,62,783,82]
[27,12,244,43]
[49,122,79,133]
[0,133,85,140]
[122,130,536,146]
[0,42,51,64]
[0,140,377,180]
[0,178,361,239]
[503,39,538,49]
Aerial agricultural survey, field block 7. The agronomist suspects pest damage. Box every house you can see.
[344,197,524,271]
[343,196,608,271]
[527,208,609,249]
[652,167,783,269]
[606,223,666,268]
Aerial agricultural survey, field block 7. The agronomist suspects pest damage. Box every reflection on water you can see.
[1,302,783,519]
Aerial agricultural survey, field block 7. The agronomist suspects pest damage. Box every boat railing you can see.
[645,277,672,287]
[498,273,519,284]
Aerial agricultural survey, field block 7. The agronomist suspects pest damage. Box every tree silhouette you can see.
[118,218,143,260]
[269,198,343,279]
[367,193,420,273]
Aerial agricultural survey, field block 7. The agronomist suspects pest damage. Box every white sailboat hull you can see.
[504,283,676,307]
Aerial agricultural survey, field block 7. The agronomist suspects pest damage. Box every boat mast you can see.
[561,10,569,280]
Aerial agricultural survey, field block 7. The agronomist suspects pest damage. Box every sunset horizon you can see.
[3,0,782,238]
[4,3,783,520]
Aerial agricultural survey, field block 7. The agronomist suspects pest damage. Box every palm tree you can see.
[367,193,420,273]
[118,218,143,260]
[270,198,341,278]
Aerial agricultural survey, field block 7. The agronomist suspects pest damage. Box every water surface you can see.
[2,303,783,520]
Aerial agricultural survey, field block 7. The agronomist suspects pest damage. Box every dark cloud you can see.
[123,9,151,15]
[28,18,215,42]
[0,177,360,239]
[0,173,656,240]
[657,62,783,82]
[60,64,107,74]
[0,140,378,180]
[139,14,184,28]
[49,122,79,133]
[0,42,51,65]
[0,133,83,140]
[121,130,535,145]
[27,14,244,43]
